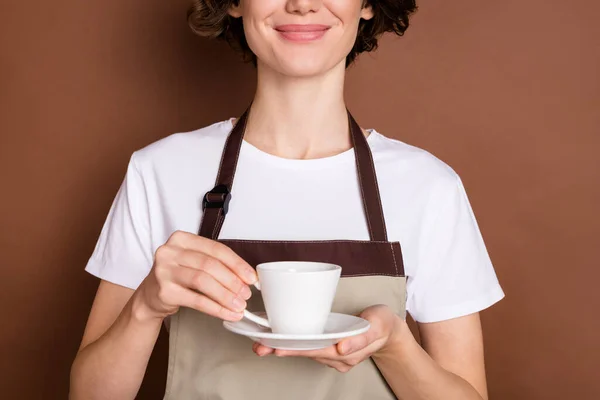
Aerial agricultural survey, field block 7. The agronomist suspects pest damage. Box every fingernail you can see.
[246,269,258,283]
[341,344,353,355]
[241,285,252,300]
[227,311,243,321]
[233,297,246,311]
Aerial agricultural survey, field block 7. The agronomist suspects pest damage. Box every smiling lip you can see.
[274,24,330,42]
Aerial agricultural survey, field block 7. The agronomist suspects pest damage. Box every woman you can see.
[70,1,504,399]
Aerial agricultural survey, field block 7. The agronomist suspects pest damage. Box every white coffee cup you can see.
[243,261,341,335]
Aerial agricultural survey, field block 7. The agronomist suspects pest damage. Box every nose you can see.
[286,0,322,15]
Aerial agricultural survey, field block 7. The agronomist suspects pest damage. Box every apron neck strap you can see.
[198,106,388,242]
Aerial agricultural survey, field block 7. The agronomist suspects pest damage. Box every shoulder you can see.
[129,119,233,173]
[369,130,462,199]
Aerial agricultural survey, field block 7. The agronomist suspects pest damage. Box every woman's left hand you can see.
[252,305,403,373]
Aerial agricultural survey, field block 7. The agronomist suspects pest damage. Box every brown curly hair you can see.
[187,1,417,66]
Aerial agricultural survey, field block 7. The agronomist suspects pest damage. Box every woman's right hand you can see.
[132,230,257,322]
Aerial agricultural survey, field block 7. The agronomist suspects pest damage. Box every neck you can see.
[241,60,362,160]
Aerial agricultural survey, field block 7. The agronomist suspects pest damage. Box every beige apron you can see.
[164,108,407,400]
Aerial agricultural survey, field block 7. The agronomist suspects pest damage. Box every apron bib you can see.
[164,109,407,400]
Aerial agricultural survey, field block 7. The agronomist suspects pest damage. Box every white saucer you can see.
[223,312,370,351]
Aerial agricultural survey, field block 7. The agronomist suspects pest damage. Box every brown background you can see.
[1,0,599,398]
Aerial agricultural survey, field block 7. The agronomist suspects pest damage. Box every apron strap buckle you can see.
[202,184,232,215]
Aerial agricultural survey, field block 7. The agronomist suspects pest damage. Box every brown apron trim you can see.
[198,110,250,239]
[212,209,225,240]
[215,108,249,189]
[390,242,399,276]
[219,239,405,277]
[199,205,218,240]
[199,106,391,242]
[348,112,388,241]
[349,117,374,241]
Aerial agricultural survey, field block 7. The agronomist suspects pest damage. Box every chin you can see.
[278,61,332,78]
[267,52,343,78]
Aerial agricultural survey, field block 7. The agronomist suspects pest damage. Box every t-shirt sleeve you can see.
[85,153,154,290]
[406,174,505,323]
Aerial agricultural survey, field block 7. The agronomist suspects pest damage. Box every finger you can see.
[253,343,275,357]
[175,249,252,300]
[167,231,257,285]
[314,358,352,373]
[174,284,243,321]
[172,265,247,313]
[275,345,340,359]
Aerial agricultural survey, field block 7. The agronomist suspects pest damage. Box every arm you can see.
[70,231,258,400]
[373,313,487,400]
[69,281,162,400]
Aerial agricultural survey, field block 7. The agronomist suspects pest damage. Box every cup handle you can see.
[243,281,270,328]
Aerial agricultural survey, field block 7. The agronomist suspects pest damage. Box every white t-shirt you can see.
[85,118,504,323]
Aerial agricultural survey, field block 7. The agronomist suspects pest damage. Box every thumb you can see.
[337,330,372,355]
[337,305,392,355]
